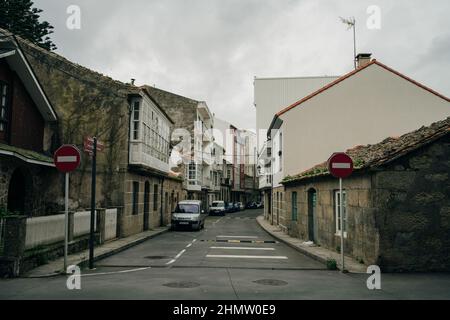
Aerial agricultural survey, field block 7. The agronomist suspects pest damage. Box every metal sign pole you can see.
[64,172,69,273]
[340,177,345,272]
[89,137,97,269]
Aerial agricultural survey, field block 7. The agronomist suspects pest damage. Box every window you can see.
[0,82,9,132]
[335,190,347,237]
[132,101,140,140]
[153,184,159,211]
[279,132,282,171]
[291,192,298,221]
[132,181,139,215]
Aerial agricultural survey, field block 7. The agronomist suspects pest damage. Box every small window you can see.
[335,190,347,237]
[132,181,139,215]
[132,101,140,140]
[153,184,158,211]
[291,191,298,221]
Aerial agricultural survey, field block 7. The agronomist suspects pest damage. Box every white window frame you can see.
[335,190,347,238]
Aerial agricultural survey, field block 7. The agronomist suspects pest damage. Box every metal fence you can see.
[0,218,5,255]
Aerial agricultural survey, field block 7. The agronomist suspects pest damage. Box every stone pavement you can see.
[23,227,169,278]
[256,215,367,273]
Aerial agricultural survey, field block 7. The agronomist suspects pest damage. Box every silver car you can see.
[171,200,207,231]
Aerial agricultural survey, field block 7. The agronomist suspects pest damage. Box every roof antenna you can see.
[340,16,357,69]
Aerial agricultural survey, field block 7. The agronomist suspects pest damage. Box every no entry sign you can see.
[54,145,81,173]
[328,152,353,178]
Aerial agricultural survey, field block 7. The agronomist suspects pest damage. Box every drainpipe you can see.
[160,177,164,226]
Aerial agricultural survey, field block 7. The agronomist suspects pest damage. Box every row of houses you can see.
[0,28,257,241]
[255,54,450,271]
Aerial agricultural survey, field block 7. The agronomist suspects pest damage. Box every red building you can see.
[0,33,58,216]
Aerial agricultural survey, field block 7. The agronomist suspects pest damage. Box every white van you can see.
[171,200,207,231]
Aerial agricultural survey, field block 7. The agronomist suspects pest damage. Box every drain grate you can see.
[163,281,200,288]
[253,279,288,286]
[144,255,169,260]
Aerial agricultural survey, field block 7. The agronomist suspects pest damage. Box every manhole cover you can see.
[163,281,200,288]
[144,255,169,260]
[253,279,288,286]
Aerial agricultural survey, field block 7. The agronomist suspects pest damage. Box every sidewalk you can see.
[256,215,367,273]
[23,227,169,278]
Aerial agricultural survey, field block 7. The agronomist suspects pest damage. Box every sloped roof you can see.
[276,60,450,117]
[282,117,450,184]
[0,143,54,167]
[143,85,199,111]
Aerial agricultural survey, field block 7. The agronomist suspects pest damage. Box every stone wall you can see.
[121,172,185,236]
[19,38,132,212]
[373,134,450,271]
[0,157,57,216]
[284,174,379,265]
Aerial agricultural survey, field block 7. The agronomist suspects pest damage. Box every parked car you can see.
[237,202,244,210]
[171,200,207,231]
[256,202,264,209]
[226,202,237,213]
[245,202,257,209]
[209,200,227,216]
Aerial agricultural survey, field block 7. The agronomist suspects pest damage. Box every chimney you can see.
[355,53,372,68]
[130,78,135,85]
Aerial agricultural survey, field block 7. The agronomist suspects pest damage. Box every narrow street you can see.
[1,209,449,300]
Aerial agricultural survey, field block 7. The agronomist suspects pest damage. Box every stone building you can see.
[143,85,215,209]
[281,117,450,272]
[0,28,185,236]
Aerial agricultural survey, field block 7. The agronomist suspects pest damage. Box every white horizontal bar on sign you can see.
[331,163,351,169]
[217,235,258,239]
[210,246,275,251]
[57,156,77,162]
[206,255,288,259]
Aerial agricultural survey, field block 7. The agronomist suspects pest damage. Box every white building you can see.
[268,54,450,227]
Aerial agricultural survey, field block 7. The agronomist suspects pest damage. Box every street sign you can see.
[54,145,81,173]
[84,136,104,155]
[327,152,353,273]
[53,144,81,274]
[328,152,353,178]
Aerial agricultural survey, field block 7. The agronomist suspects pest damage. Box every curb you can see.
[255,216,328,267]
[22,228,169,278]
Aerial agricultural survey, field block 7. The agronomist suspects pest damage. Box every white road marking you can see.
[186,243,192,248]
[217,235,258,239]
[206,255,288,259]
[332,163,351,169]
[175,249,186,259]
[166,259,176,265]
[210,246,275,251]
[192,239,197,242]
[81,267,150,277]
[57,156,77,162]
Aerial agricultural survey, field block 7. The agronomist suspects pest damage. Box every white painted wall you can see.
[280,63,450,177]
[254,76,339,151]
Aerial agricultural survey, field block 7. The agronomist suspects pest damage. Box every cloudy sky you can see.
[34,0,450,129]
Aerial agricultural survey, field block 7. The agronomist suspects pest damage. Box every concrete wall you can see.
[280,63,450,177]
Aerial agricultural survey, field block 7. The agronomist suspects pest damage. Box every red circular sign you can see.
[54,145,81,173]
[328,152,353,178]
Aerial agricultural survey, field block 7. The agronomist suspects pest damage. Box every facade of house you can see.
[0,32,58,217]
[265,54,450,229]
[143,86,215,209]
[254,75,339,220]
[0,29,185,237]
[282,118,450,272]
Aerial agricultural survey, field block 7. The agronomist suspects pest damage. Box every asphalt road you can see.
[1,209,449,300]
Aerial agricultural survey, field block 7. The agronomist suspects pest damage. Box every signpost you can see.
[84,136,103,269]
[54,145,81,273]
[328,152,353,272]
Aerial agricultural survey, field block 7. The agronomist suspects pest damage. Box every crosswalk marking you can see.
[206,254,288,259]
[217,235,258,238]
[210,246,275,251]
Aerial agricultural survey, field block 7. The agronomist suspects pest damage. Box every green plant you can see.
[326,258,338,270]
[336,245,341,253]
[0,206,17,218]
